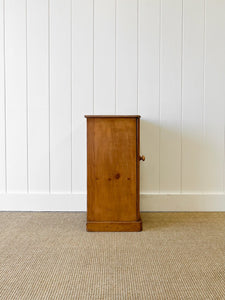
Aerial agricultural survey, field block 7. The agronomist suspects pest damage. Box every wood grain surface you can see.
[86,116,142,231]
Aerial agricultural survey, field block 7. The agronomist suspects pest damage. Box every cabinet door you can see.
[87,117,137,222]
[136,117,141,221]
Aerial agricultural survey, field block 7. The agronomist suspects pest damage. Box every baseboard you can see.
[0,193,86,211]
[140,194,225,211]
[0,193,224,212]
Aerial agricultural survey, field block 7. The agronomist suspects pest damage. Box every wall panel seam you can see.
[48,0,51,193]
[115,0,117,114]
[159,0,162,193]
[93,0,95,114]
[137,0,139,115]
[224,105,225,192]
[180,0,184,194]
[224,106,225,193]
[202,0,206,194]
[70,0,73,193]
[3,0,7,192]
[25,0,29,193]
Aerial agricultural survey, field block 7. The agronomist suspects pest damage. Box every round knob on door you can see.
[139,155,145,161]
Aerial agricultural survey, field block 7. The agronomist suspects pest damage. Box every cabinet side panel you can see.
[87,118,137,222]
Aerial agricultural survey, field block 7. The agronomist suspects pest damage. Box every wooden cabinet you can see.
[85,115,144,232]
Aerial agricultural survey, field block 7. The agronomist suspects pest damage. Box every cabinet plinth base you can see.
[86,220,142,232]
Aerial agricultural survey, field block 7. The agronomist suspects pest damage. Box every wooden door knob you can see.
[139,155,145,161]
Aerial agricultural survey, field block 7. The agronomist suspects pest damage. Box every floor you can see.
[0,212,224,299]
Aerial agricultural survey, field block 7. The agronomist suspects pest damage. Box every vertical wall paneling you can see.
[5,0,27,192]
[72,0,93,193]
[139,0,160,193]
[159,0,182,192]
[0,0,5,192]
[182,0,205,192]
[0,0,225,210]
[94,0,115,114]
[204,0,225,192]
[27,0,49,192]
[116,0,138,114]
[49,0,71,192]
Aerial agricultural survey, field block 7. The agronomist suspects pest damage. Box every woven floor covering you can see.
[0,212,224,300]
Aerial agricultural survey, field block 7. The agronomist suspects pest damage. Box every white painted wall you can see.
[0,0,225,211]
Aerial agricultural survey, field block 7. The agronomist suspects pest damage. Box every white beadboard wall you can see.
[0,0,225,211]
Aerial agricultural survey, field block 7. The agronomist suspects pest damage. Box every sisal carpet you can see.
[0,212,224,300]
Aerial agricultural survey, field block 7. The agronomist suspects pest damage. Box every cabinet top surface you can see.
[85,115,141,118]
